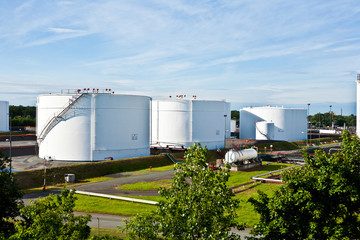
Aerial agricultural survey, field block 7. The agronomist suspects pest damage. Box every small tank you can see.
[224,148,258,164]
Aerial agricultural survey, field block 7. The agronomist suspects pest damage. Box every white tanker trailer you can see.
[224,148,258,165]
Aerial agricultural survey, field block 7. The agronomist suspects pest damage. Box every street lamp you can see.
[318,112,321,145]
[329,105,332,129]
[6,113,12,174]
[307,103,310,146]
[224,115,227,148]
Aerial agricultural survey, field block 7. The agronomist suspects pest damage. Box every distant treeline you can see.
[309,113,355,127]
[9,106,36,127]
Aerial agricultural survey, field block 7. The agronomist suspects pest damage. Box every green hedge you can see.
[14,155,172,189]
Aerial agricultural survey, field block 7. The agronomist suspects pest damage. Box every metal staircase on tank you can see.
[255,121,270,140]
[37,93,86,143]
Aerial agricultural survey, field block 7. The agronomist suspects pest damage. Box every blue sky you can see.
[0,0,359,115]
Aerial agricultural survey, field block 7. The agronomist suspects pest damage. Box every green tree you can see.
[9,106,36,118]
[248,130,360,239]
[231,110,239,121]
[345,114,356,127]
[9,105,36,127]
[123,143,243,239]
[332,114,346,126]
[0,152,23,238]
[10,189,91,240]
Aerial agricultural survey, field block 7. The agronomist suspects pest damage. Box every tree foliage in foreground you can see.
[248,130,360,239]
[123,143,243,239]
[0,152,23,238]
[10,189,91,240]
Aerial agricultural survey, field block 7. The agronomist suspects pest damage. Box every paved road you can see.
[22,169,254,238]
[0,140,37,147]
[75,169,174,196]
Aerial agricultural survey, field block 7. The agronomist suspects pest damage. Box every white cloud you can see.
[48,27,86,34]
[0,0,359,111]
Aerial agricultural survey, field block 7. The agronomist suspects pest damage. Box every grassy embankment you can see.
[15,155,173,190]
[17,149,296,229]
[74,162,293,227]
[253,136,342,153]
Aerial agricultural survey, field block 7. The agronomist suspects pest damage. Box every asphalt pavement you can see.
[75,169,174,196]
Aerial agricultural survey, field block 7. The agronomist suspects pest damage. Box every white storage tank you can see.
[239,106,307,141]
[231,120,237,133]
[0,101,9,132]
[255,121,275,140]
[152,99,230,149]
[224,148,258,164]
[37,92,151,161]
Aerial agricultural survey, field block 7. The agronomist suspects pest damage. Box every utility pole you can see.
[307,103,310,146]
[224,114,227,148]
[329,105,332,129]
[9,113,12,174]
[318,112,321,145]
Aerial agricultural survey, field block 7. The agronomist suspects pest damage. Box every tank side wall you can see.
[38,94,91,161]
[225,102,231,139]
[192,101,226,149]
[0,101,9,132]
[154,100,192,147]
[94,95,150,160]
[357,80,360,137]
[239,109,262,139]
[242,107,307,141]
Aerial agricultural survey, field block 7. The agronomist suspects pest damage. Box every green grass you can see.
[117,180,172,191]
[74,182,283,228]
[74,194,157,216]
[90,227,125,239]
[228,162,293,187]
[235,183,282,227]
[139,165,174,172]
[255,141,300,151]
[294,136,342,147]
[171,149,223,163]
[79,176,114,183]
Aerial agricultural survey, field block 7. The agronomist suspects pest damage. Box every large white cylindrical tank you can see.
[256,121,275,140]
[152,99,230,149]
[0,101,9,132]
[239,106,307,141]
[225,102,231,139]
[357,74,360,137]
[231,120,237,133]
[224,149,258,164]
[37,93,151,161]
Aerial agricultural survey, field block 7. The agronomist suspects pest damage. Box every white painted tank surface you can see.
[225,102,231,139]
[255,121,275,140]
[224,148,258,164]
[152,99,230,149]
[0,101,9,132]
[357,73,360,137]
[239,106,307,141]
[37,93,151,161]
[231,120,237,133]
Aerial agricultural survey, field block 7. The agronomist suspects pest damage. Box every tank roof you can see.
[242,106,306,110]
